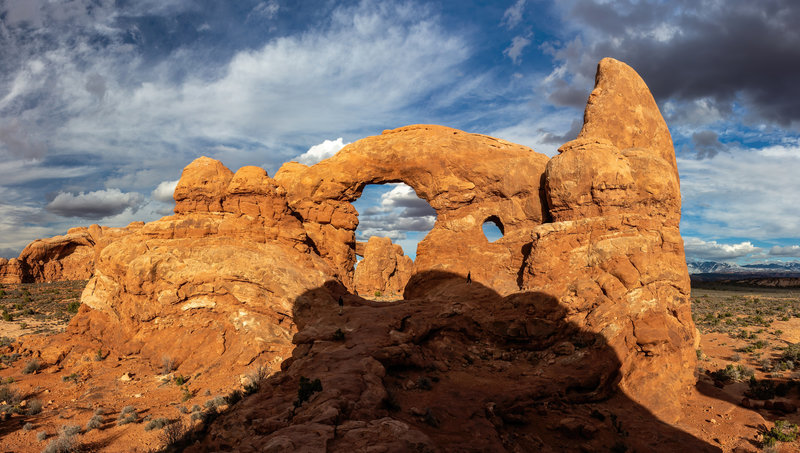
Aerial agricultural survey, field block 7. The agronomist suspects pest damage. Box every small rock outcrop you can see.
[353,236,414,297]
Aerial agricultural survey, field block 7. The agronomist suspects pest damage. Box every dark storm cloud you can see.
[45,188,144,219]
[539,118,582,145]
[691,130,724,159]
[552,0,800,126]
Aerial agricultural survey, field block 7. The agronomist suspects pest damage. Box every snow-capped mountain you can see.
[687,260,800,276]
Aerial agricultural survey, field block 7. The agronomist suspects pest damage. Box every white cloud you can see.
[45,188,144,219]
[248,1,279,21]
[151,180,179,203]
[501,0,527,29]
[356,183,436,242]
[683,237,762,261]
[503,35,531,64]
[0,159,95,185]
[294,138,349,166]
[770,245,800,257]
[678,144,800,239]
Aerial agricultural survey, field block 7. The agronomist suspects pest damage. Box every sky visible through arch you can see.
[1,0,799,267]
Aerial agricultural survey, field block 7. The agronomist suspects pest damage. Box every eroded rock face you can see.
[69,160,331,374]
[17,57,696,446]
[353,236,414,297]
[524,57,693,421]
[0,224,131,283]
[275,125,550,295]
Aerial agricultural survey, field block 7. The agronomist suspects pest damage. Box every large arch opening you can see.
[350,182,436,298]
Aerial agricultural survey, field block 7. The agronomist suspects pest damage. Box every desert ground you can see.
[1,280,800,452]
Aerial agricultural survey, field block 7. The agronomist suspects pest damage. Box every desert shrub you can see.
[22,359,40,374]
[190,405,201,413]
[86,414,103,431]
[94,348,106,361]
[62,425,80,436]
[204,397,225,410]
[62,373,79,383]
[94,407,107,415]
[0,383,21,405]
[374,290,382,297]
[161,356,176,374]
[762,420,799,447]
[173,374,188,386]
[2,309,12,321]
[225,389,243,406]
[160,417,186,446]
[709,364,754,384]
[199,406,219,423]
[0,336,12,347]
[144,417,171,431]
[27,398,43,415]
[37,430,48,442]
[65,301,80,314]
[117,406,138,425]
[747,377,776,400]
[332,328,345,341]
[23,422,34,431]
[781,343,800,366]
[180,385,192,402]
[294,376,322,408]
[41,425,79,453]
[243,365,268,395]
[730,352,741,362]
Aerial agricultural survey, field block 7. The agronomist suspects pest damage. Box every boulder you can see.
[353,236,414,297]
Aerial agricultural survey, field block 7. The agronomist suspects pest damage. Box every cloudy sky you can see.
[1,0,798,265]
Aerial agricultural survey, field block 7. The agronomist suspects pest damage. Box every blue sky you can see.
[0,0,799,265]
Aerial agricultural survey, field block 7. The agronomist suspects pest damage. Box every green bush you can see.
[746,376,776,400]
[66,301,80,314]
[762,420,799,447]
[709,364,754,384]
[294,376,322,408]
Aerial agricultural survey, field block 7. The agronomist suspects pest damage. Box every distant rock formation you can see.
[353,236,414,297]
[0,224,130,284]
[17,58,697,443]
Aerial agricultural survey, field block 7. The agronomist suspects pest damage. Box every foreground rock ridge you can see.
[5,58,702,451]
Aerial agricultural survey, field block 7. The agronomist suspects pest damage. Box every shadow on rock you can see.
[168,271,720,452]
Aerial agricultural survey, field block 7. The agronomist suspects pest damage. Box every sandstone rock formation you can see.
[13,57,700,450]
[353,236,414,297]
[67,158,333,373]
[275,125,549,295]
[0,224,131,284]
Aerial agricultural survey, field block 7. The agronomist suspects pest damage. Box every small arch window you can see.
[482,216,504,243]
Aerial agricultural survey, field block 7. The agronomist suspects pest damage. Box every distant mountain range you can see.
[687,260,800,284]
